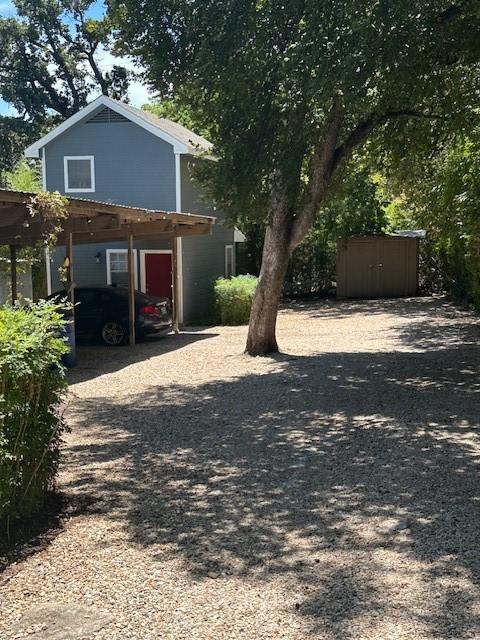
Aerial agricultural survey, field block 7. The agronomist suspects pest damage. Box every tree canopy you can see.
[112,1,479,218]
[0,0,130,173]
[110,1,480,353]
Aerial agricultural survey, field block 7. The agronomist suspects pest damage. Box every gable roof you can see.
[25,95,213,158]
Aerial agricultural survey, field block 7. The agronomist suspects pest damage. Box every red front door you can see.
[144,252,173,300]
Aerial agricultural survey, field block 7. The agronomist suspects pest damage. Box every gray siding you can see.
[180,156,235,324]
[50,238,172,293]
[44,107,176,210]
[43,110,231,324]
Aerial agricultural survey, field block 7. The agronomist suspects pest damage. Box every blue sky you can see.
[0,0,150,116]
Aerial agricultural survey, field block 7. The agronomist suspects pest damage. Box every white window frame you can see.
[106,249,138,288]
[225,245,235,278]
[140,249,173,294]
[64,155,95,193]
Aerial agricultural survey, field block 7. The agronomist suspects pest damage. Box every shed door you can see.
[345,239,380,298]
[379,238,410,297]
[144,252,173,300]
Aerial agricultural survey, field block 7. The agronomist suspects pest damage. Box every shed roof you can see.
[0,189,215,246]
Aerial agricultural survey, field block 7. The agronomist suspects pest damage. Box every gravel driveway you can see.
[1,296,480,639]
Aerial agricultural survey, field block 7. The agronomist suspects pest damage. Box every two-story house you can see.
[25,95,242,325]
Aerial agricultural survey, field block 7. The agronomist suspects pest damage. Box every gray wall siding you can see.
[180,156,235,324]
[44,112,176,210]
[44,114,231,324]
[50,238,172,293]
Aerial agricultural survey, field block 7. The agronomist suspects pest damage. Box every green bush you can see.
[0,301,68,531]
[214,275,258,325]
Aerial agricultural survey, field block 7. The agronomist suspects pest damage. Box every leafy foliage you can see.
[386,128,480,307]
[214,275,258,325]
[3,160,41,192]
[0,301,68,531]
[111,0,480,226]
[143,98,212,140]
[0,188,68,301]
[0,0,131,173]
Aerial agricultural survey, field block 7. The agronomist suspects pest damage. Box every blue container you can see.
[62,321,77,368]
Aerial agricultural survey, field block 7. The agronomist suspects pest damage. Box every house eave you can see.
[24,95,194,158]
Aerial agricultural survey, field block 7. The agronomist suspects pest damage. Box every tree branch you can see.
[332,109,446,171]
[289,107,445,252]
[69,10,109,95]
[288,95,344,250]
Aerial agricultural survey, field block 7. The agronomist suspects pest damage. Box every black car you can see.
[49,286,172,346]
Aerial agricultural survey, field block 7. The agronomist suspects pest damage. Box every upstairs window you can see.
[64,156,95,192]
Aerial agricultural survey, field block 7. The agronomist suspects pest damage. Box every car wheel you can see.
[100,321,127,346]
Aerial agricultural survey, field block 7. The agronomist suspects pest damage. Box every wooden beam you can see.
[60,221,211,246]
[171,226,180,334]
[9,245,17,305]
[0,206,29,227]
[0,191,215,228]
[0,222,213,247]
[175,223,213,237]
[128,231,136,346]
[0,214,119,245]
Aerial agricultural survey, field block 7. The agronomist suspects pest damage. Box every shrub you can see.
[214,275,258,325]
[0,301,68,532]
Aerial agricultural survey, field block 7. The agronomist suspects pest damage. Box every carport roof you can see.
[0,189,215,246]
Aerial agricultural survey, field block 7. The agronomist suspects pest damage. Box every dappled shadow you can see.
[68,330,218,384]
[282,294,458,321]
[64,313,480,638]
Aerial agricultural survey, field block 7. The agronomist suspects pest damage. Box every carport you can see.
[0,189,215,344]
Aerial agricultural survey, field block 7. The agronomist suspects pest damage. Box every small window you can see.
[64,156,95,192]
[106,249,138,288]
[225,245,235,278]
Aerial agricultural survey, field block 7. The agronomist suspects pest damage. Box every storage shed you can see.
[336,234,421,299]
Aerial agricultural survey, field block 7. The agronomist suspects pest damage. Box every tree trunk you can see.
[245,219,291,356]
[245,98,343,356]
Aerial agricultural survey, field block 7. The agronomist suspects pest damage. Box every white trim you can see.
[234,227,247,243]
[175,153,182,212]
[45,248,52,295]
[225,244,235,278]
[174,152,184,324]
[139,249,173,295]
[25,95,190,158]
[64,155,95,193]
[106,249,138,288]
[41,150,47,191]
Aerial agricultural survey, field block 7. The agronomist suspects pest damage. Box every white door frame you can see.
[140,249,173,295]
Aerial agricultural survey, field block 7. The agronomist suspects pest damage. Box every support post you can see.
[128,231,136,346]
[9,245,17,305]
[66,232,74,306]
[171,225,180,334]
[63,230,77,367]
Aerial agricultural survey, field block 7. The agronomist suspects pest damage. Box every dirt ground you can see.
[1,296,480,639]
